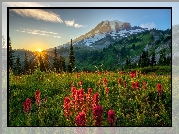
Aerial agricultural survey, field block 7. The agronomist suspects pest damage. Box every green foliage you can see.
[9,37,15,71]
[125,66,171,75]
[68,39,75,73]
[23,53,29,74]
[9,69,171,126]
[14,55,21,75]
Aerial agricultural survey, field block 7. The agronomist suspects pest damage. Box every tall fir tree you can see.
[24,52,29,74]
[53,47,58,72]
[15,55,21,75]
[43,53,50,71]
[68,39,75,73]
[9,37,15,70]
[159,49,166,66]
[39,54,45,72]
[150,51,156,67]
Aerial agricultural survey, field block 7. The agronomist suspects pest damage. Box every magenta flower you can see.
[63,97,71,119]
[35,90,41,106]
[75,112,86,126]
[157,84,162,95]
[92,105,103,126]
[23,98,32,113]
[107,110,116,126]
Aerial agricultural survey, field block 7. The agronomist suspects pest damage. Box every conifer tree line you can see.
[125,49,171,69]
[9,37,75,75]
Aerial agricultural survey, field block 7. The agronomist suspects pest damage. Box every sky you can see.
[2,2,175,51]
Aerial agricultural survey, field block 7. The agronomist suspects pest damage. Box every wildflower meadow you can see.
[9,68,171,126]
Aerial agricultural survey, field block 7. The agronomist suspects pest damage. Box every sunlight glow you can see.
[37,49,42,52]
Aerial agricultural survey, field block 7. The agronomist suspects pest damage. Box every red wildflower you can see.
[23,98,32,113]
[86,88,93,110]
[135,82,139,89]
[124,82,127,88]
[88,88,92,95]
[98,71,102,75]
[103,78,108,86]
[131,82,139,89]
[130,72,136,78]
[132,82,136,89]
[97,81,101,86]
[105,87,109,94]
[79,80,83,86]
[157,84,162,95]
[118,78,122,85]
[92,105,104,126]
[35,90,41,106]
[93,93,99,107]
[71,86,77,100]
[143,82,146,90]
[75,112,86,126]
[108,110,116,126]
[63,97,71,119]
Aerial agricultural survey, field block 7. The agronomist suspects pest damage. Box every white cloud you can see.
[74,23,83,28]
[65,19,75,27]
[15,28,61,38]
[140,22,156,30]
[10,9,63,23]
[65,19,87,28]
[5,2,87,28]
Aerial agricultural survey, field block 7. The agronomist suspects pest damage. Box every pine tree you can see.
[68,39,75,73]
[53,47,58,73]
[39,54,45,72]
[150,51,156,67]
[43,53,50,72]
[24,53,29,74]
[159,49,166,66]
[15,55,21,75]
[9,37,15,70]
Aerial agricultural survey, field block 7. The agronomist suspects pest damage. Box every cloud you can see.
[4,2,87,28]
[10,9,63,23]
[65,19,87,28]
[15,28,61,38]
[65,19,75,26]
[140,22,156,30]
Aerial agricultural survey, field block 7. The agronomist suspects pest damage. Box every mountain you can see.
[57,20,148,50]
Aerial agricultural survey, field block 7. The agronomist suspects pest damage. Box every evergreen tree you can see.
[159,49,166,66]
[68,39,75,73]
[125,56,131,69]
[9,37,15,70]
[15,55,21,75]
[39,54,45,72]
[166,56,171,66]
[140,51,146,68]
[53,47,58,72]
[43,53,50,71]
[23,53,29,74]
[146,51,150,66]
[150,51,156,67]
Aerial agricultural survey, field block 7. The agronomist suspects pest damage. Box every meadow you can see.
[9,68,171,126]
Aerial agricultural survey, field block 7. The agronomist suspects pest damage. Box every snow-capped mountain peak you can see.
[58,20,148,49]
